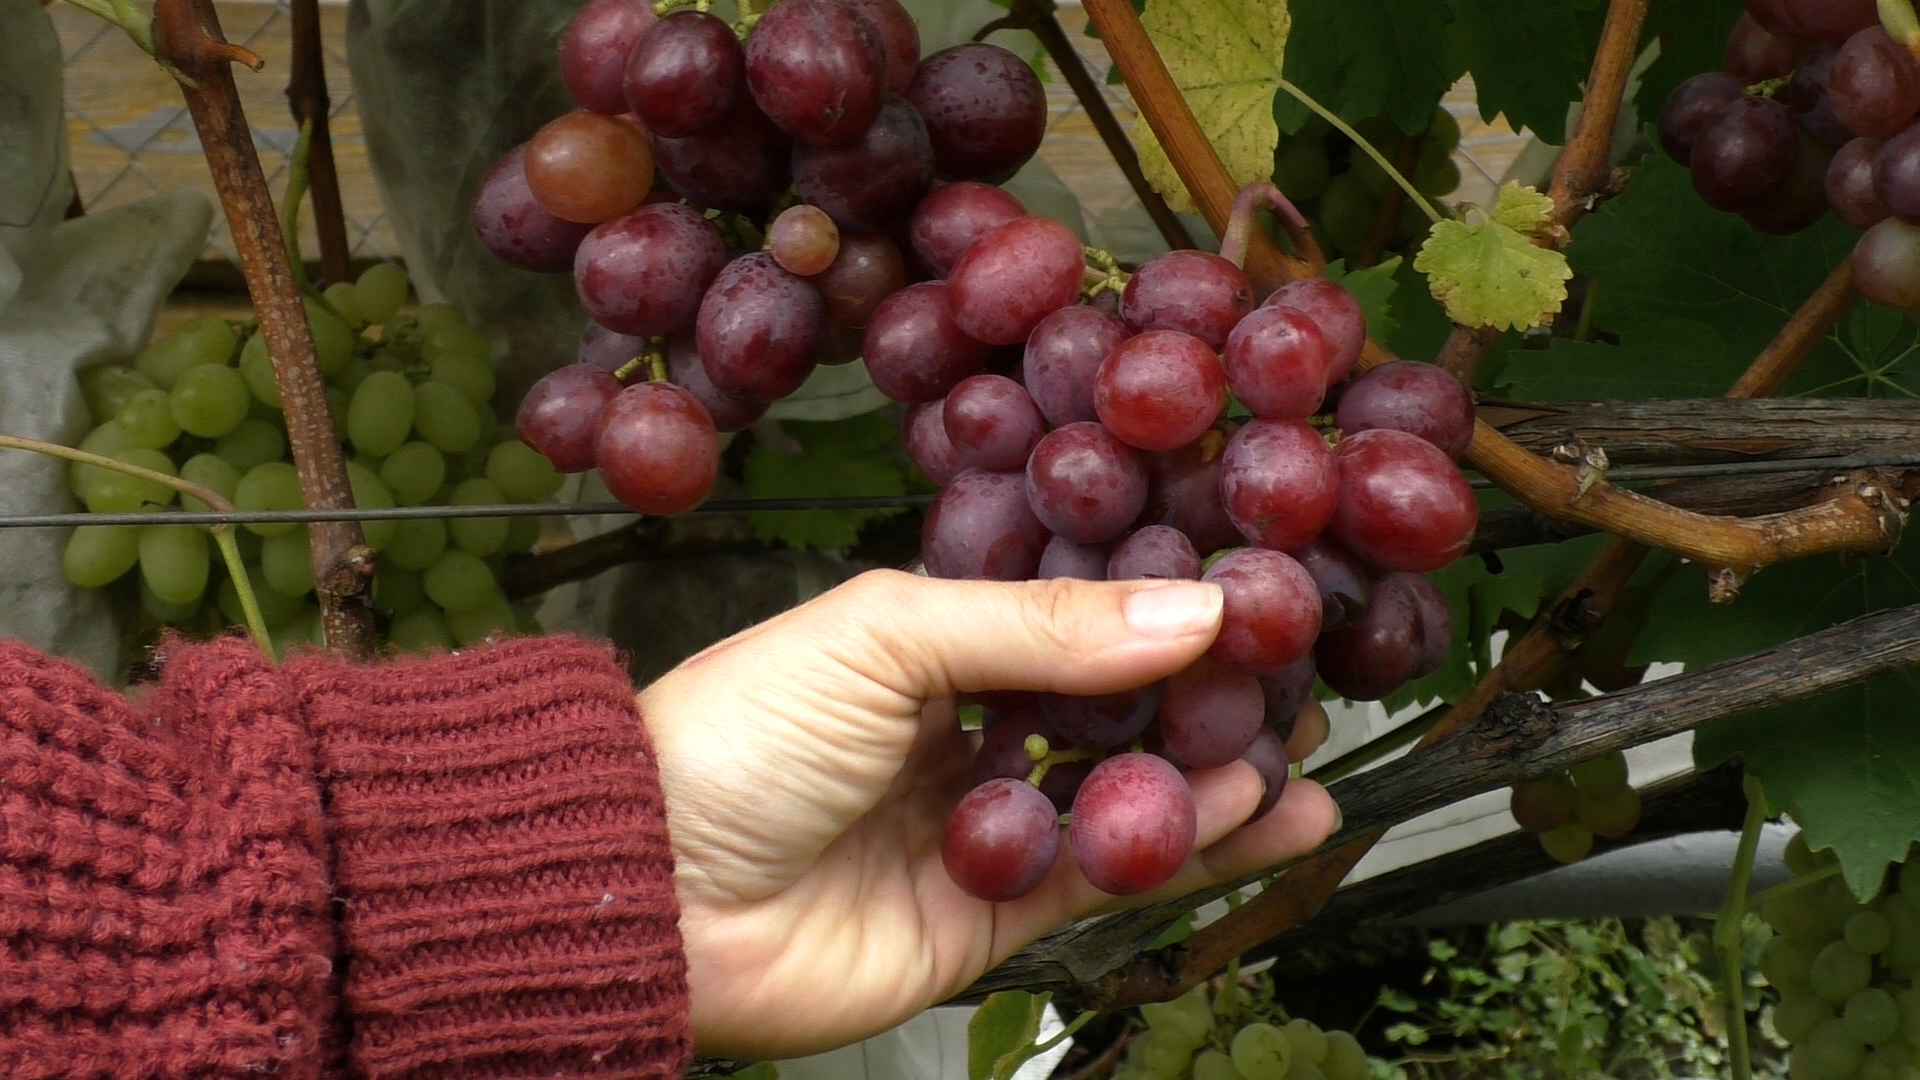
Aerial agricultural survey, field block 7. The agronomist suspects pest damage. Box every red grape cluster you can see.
[481,0,1053,513]
[926,262,1481,904]
[1659,0,1920,307]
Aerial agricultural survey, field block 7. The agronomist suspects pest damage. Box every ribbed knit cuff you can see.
[287,637,691,1080]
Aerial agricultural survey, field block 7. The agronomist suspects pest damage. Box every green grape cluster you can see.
[1506,749,1643,865]
[1275,108,1464,263]
[62,263,565,654]
[1759,833,1920,1080]
[1114,979,1376,1080]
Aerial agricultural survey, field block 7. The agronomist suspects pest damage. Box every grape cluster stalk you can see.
[63,265,563,653]
[481,0,1480,904]
[1659,0,1920,308]
[1756,832,1920,1080]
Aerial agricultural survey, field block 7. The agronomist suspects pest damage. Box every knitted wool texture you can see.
[0,634,691,1079]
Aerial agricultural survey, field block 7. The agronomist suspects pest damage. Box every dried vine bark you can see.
[968,601,1920,1004]
[287,0,352,285]
[152,0,375,656]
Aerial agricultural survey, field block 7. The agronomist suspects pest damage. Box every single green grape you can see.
[1896,986,1920,1045]
[1140,985,1214,1052]
[445,589,516,645]
[218,568,305,627]
[260,528,316,598]
[215,418,287,472]
[1879,893,1920,969]
[381,441,447,507]
[413,380,481,454]
[1570,750,1630,796]
[1787,832,1822,876]
[486,439,563,503]
[238,333,282,409]
[1288,1062,1329,1080]
[69,421,138,497]
[347,371,416,459]
[234,461,304,537]
[337,358,374,397]
[413,303,466,335]
[327,384,352,443]
[1316,174,1375,257]
[63,524,141,588]
[1232,1023,1292,1080]
[389,606,455,652]
[1825,878,1876,935]
[83,448,178,514]
[323,282,365,329]
[1192,1049,1241,1080]
[1769,886,1838,947]
[141,580,201,623]
[1902,857,1920,899]
[424,550,497,612]
[344,461,397,551]
[1788,1044,1819,1080]
[1284,1019,1328,1066]
[1850,912,1895,956]
[1761,936,1815,992]
[1811,1017,1867,1079]
[1857,1047,1909,1080]
[373,565,427,616]
[1134,1030,1192,1080]
[1575,785,1641,840]
[138,524,209,606]
[179,453,243,514]
[81,366,158,426]
[1429,106,1462,151]
[1775,990,1837,1043]
[385,517,449,571]
[1415,146,1461,199]
[1348,138,1399,199]
[505,514,542,553]
[135,315,235,389]
[169,363,250,439]
[1811,940,1875,1003]
[352,263,409,325]
[305,297,356,376]
[1847,987,1902,1045]
[117,387,182,450]
[449,478,509,556]
[1540,822,1594,865]
[428,351,496,408]
[1320,1031,1369,1080]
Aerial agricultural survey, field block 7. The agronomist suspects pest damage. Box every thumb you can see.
[807,569,1224,702]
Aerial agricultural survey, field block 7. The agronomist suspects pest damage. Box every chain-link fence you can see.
[53,0,398,268]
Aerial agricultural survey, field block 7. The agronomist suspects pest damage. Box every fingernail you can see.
[1123,582,1223,639]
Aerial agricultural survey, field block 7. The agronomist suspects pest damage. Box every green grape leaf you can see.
[1325,256,1403,342]
[1413,182,1572,332]
[1274,0,1460,134]
[968,991,1053,1080]
[1132,0,1290,212]
[1496,148,1878,400]
[742,412,908,553]
[1444,0,1602,145]
[1635,539,1920,898]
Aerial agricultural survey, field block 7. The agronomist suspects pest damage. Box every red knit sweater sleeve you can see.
[0,634,692,1080]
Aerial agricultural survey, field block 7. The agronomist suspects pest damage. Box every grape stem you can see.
[151,0,377,657]
[1218,181,1323,274]
[1080,246,1128,298]
[1273,78,1443,225]
[279,120,325,304]
[1026,745,1096,788]
[1713,773,1766,1080]
[1746,862,1843,912]
[0,433,274,654]
[1880,0,1920,54]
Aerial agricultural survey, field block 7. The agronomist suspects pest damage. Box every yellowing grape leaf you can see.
[1413,181,1571,332]
[1132,0,1290,212]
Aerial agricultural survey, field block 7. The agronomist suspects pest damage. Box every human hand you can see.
[637,569,1340,1059]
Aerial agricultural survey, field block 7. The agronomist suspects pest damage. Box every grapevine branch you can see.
[969,600,1920,1004]
[152,0,376,657]
[287,0,351,285]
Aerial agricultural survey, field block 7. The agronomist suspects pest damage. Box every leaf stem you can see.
[0,433,274,653]
[1274,78,1442,224]
[1715,773,1767,1080]
[1031,1010,1096,1057]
